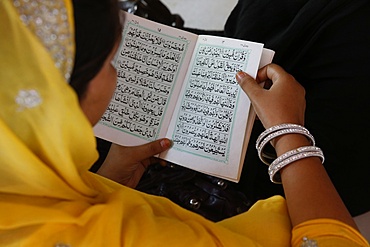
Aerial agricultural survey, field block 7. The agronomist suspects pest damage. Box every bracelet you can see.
[268,147,325,184]
[256,124,315,165]
[269,146,322,168]
[256,124,306,146]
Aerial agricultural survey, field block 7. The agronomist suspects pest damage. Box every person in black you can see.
[224,0,370,218]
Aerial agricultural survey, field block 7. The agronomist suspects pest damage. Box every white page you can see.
[161,36,264,182]
[94,12,198,146]
[236,48,275,178]
[195,48,275,181]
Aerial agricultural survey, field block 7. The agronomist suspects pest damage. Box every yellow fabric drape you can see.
[0,0,368,246]
[0,0,99,201]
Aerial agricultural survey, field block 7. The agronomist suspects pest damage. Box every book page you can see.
[205,48,275,180]
[237,48,275,175]
[94,12,197,146]
[161,35,264,182]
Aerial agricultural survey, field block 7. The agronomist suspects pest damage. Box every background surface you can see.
[161,0,238,30]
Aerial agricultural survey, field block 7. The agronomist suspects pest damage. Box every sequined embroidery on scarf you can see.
[15,89,42,111]
[13,0,74,82]
[301,237,318,247]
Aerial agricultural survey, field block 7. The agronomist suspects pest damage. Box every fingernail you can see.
[236,71,247,83]
[160,139,172,149]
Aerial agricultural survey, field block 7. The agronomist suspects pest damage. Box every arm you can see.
[236,64,357,229]
[277,134,357,229]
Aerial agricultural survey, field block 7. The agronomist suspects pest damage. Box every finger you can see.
[258,64,294,86]
[236,70,262,100]
[128,138,172,160]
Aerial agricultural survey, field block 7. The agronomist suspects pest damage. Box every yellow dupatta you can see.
[0,0,121,244]
[1,0,367,246]
[0,0,103,201]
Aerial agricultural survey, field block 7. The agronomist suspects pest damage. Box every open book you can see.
[94,11,275,182]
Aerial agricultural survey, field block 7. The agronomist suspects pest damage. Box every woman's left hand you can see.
[96,138,172,188]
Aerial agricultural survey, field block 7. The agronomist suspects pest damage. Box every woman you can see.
[224,0,370,220]
[0,0,368,246]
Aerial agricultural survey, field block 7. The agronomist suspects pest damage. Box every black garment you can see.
[93,0,369,219]
[225,0,370,216]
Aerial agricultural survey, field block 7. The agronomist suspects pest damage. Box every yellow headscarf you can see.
[0,0,144,245]
[1,1,368,246]
[0,0,101,201]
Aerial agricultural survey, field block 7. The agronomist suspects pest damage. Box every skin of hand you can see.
[236,64,306,129]
[236,64,358,230]
[96,138,172,188]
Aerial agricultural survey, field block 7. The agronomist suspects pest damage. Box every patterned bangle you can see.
[256,124,306,146]
[268,147,325,184]
[269,146,321,167]
[256,124,315,165]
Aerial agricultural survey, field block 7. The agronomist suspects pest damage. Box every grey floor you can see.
[161,0,238,30]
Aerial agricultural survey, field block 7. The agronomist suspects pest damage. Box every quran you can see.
[94,11,275,182]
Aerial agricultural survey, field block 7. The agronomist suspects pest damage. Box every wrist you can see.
[273,134,311,156]
[256,123,325,184]
[256,123,314,165]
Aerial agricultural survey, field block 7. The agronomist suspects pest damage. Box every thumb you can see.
[128,138,172,160]
[236,71,261,100]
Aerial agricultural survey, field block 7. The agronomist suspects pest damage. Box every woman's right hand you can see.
[236,64,306,130]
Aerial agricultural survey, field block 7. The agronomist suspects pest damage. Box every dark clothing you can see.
[225,0,370,216]
[94,0,370,219]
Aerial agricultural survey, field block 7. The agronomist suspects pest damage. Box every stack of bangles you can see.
[256,123,325,184]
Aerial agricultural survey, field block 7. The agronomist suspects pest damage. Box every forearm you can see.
[236,65,360,232]
[275,134,357,229]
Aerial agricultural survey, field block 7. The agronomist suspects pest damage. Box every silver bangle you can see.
[256,124,306,146]
[269,146,321,167]
[268,147,325,184]
[256,124,315,165]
